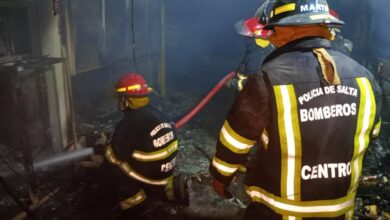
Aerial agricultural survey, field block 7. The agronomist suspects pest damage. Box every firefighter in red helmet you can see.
[210,0,382,219]
[231,0,275,91]
[328,8,354,56]
[115,73,153,110]
[103,73,188,218]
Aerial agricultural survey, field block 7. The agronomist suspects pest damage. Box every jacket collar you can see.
[263,37,332,64]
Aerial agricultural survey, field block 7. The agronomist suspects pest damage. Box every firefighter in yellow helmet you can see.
[104,73,188,218]
[210,0,382,219]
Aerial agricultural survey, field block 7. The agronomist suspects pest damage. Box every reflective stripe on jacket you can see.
[210,37,382,219]
[106,105,178,185]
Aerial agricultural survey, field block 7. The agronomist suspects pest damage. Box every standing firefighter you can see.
[232,0,275,91]
[209,0,382,219]
[105,73,187,218]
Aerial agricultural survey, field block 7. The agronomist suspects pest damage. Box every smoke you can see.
[327,0,390,70]
[165,0,263,90]
[369,0,390,59]
[70,0,390,117]
[164,0,390,90]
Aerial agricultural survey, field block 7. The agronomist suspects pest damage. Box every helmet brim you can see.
[235,19,273,38]
[265,12,344,30]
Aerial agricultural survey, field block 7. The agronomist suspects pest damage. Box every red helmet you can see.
[235,0,275,39]
[115,73,152,97]
[329,9,340,20]
[235,17,273,38]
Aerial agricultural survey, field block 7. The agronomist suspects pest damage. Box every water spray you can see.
[33,147,94,169]
[0,148,94,177]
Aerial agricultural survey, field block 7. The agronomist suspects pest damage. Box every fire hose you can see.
[3,71,237,171]
[0,71,241,216]
[175,71,236,129]
[173,71,246,207]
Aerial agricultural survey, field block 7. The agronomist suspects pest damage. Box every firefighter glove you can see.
[236,73,248,91]
[94,132,108,146]
[212,179,232,199]
[225,72,248,91]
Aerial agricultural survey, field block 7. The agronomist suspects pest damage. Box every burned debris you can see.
[0,0,390,219]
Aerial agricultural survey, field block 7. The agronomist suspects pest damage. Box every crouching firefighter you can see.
[104,73,188,218]
[210,0,382,219]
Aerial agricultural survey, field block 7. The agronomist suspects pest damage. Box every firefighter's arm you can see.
[105,120,136,165]
[370,79,383,139]
[210,74,271,195]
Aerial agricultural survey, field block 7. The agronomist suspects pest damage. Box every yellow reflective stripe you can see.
[274,85,301,201]
[345,209,354,220]
[105,145,121,165]
[288,85,302,202]
[132,140,178,162]
[219,120,256,154]
[219,132,251,154]
[212,156,240,176]
[119,163,169,185]
[116,87,127,92]
[119,190,147,210]
[164,177,175,201]
[371,119,381,138]
[284,216,299,220]
[310,14,334,21]
[128,84,142,90]
[260,129,269,150]
[116,84,142,92]
[223,120,256,145]
[246,186,355,218]
[274,86,288,198]
[273,3,296,17]
[238,164,247,173]
[351,78,376,191]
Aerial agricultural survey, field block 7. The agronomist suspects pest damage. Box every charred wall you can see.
[70,0,163,114]
[0,59,58,157]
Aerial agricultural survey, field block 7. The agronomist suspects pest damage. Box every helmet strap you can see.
[117,96,128,111]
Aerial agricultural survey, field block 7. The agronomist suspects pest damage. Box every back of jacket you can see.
[210,37,382,219]
[108,105,178,185]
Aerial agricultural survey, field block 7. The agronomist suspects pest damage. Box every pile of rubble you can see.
[355,139,390,219]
